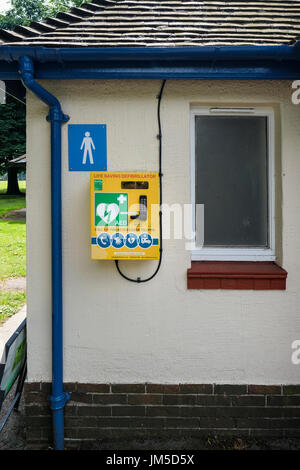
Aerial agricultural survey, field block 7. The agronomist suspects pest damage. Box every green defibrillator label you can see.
[94,180,103,191]
[94,193,128,227]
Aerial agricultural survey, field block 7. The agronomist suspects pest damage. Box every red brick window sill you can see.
[187,261,287,290]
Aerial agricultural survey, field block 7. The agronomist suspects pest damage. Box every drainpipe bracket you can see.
[62,114,70,123]
[46,110,70,123]
[48,392,71,411]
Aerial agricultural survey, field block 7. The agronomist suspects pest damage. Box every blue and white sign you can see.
[139,233,153,249]
[125,233,138,249]
[68,124,107,171]
[97,233,111,249]
[112,233,125,249]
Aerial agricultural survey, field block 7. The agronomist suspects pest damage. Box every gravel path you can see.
[2,208,26,222]
[0,277,26,292]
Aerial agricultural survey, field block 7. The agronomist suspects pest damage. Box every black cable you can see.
[115,80,166,283]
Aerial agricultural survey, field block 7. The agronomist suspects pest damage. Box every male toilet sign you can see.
[68,124,107,171]
[81,132,95,165]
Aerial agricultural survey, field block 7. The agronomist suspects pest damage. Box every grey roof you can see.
[1,0,300,47]
[9,154,26,165]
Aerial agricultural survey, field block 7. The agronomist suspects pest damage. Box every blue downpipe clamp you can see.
[46,108,69,123]
[48,392,71,411]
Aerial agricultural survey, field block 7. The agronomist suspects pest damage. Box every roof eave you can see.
[1,44,300,80]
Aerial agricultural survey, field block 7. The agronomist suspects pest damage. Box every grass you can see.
[0,184,26,323]
[0,181,26,218]
[0,195,26,218]
[0,220,26,280]
[0,291,26,326]
[0,180,26,194]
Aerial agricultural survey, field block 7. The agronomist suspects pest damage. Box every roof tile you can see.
[1,0,300,47]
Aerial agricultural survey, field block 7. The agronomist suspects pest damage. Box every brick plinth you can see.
[24,383,300,449]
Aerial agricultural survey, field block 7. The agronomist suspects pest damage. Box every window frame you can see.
[190,106,276,262]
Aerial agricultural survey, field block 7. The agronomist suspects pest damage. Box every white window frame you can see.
[190,106,275,262]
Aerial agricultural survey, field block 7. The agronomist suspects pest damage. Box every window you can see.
[190,107,275,261]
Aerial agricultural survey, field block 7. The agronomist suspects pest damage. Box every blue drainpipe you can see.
[19,56,70,450]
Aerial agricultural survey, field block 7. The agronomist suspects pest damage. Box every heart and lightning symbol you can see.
[96,194,127,225]
[97,203,120,224]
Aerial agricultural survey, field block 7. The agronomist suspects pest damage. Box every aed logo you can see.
[291,340,300,365]
[95,193,128,227]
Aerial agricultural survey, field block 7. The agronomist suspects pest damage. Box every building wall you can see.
[26,79,300,386]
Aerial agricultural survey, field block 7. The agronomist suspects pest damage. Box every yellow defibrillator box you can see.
[91,172,160,260]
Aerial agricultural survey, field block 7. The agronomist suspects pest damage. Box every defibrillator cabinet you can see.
[91,172,160,260]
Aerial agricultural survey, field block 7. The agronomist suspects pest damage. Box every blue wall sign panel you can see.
[68,124,107,171]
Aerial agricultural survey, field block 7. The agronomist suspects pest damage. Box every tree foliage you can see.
[0,0,85,191]
[0,100,26,175]
[0,0,84,191]
[0,0,84,30]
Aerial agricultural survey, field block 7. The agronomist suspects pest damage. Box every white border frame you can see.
[190,107,276,261]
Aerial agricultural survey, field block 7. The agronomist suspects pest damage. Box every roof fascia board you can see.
[2,61,300,80]
[1,45,300,80]
[1,45,300,62]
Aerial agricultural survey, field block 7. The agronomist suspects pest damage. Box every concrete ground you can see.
[76,436,300,451]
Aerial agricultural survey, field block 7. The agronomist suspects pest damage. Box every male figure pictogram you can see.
[81,131,95,164]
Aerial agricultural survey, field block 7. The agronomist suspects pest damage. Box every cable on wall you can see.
[115,80,166,283]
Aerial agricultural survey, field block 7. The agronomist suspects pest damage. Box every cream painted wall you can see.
[26,79,300,384]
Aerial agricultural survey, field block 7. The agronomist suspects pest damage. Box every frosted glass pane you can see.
[195,115,268,247]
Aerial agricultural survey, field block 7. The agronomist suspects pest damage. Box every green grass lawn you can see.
[0,195,26,218]
[0,291,26,326]
[0,181,26,218]
[0,184,26,323]
[0,180,26,194]
[0,220,26,280]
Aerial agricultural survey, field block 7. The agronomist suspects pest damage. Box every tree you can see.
[0,0,84,30]
[0,0,84,193]
[0,100,26,195]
